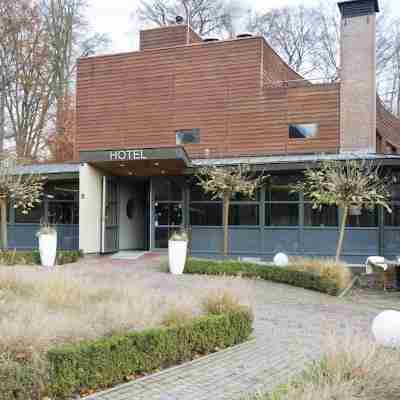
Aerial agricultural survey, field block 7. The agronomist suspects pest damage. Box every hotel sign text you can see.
[109,150,147,161]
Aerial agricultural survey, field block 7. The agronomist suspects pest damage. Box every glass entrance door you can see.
[152,178,184,248]
[101,176,119,253]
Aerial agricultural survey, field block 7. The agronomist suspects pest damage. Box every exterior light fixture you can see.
[120,163,126,167]
[154,162,160,167]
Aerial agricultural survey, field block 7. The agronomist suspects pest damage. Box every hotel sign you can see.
[109,150,147,161]
[79,147,191,166]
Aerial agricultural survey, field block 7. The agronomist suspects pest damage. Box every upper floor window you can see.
[289,123,318,139]
[176,128,200,145]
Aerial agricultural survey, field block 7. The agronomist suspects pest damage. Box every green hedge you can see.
[0,250,82,266]
[47,308,253,399]
[185,259,340,295]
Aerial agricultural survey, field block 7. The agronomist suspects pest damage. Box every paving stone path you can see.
[86,255,379,400]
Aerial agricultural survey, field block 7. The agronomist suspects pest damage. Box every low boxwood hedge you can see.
[47,308,253,399]
[185,259,340,295]
[0,250,82,266]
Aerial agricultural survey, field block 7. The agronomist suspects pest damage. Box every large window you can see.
[348,208,378,227]
[190,182,222,226]
[304,204,338,227]
[265,177,299,226]
[153,178,183,248]
[15,205,43,223]
[385,185,400,226]
[47,182,79,225]
[189,182,259,226]
[14,181,79,225]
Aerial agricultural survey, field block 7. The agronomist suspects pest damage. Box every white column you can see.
[79,163,104,254]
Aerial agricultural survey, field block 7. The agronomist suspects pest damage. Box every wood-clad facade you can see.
[76,36,341,159]
[74,0,400,262]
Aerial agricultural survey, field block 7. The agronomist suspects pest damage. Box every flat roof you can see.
[191,153,400,170]
[12,162,80,175]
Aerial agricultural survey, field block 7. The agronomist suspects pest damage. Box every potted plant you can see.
[36,223,57,268]
[168,230,188,275]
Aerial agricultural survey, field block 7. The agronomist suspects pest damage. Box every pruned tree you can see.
[293,160,392,261]
[196,165,265,257]
[0,154,44,249]
[137,0,245,38]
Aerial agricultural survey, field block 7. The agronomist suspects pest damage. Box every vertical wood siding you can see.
[76,36,341,159]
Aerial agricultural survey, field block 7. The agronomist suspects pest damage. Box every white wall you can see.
[119,182,146,250]
[79,163,104,254]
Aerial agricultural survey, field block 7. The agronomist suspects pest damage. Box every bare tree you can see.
[0,0,53,159]
[0,0,109,160]
[41,0,109,136]
[137,0,245,37]
[248,5,320,76]
[247,0,400,106]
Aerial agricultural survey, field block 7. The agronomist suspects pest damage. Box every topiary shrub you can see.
[47,308,253,399]
[185,258,343,296]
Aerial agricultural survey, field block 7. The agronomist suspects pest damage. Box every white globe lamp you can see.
[372,310,400,347]
[273,252,289,267]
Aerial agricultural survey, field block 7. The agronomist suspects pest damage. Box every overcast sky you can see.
[86,0,400,54]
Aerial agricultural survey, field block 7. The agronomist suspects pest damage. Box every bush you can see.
[47,308,253,399]
[161,307,194,327]
[202,290,243,315]
[0,353,49,400]
[254,337,400,400]
[185,258,347,296]
[288,258,352,292]
[0,250,82,266]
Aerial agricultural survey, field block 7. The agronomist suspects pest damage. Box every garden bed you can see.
[2,306,252,400]
[185,258,352,296]
[0,258,253,399]
[0,249,82,265]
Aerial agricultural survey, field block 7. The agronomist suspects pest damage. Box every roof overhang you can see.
[80,147,191,177]
[190,153,400,172]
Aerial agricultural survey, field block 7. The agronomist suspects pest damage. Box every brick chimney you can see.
[140,25,202,51]
[338,0,380,153]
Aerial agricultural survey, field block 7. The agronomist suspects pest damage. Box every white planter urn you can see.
[168,240,188,275]
[39,232,57,268]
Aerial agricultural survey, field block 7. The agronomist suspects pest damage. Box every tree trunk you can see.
[0,198,7,250]
[223,193,230,257]
[336,206,348,262]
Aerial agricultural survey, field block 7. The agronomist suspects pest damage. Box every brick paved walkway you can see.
[85,255,378,400]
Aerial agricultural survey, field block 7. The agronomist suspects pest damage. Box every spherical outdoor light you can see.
[273,252,289,267]
[372,310,400,347]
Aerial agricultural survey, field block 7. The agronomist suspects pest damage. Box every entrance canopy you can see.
[80,147,190,176]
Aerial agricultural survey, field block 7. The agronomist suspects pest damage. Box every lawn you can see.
[0,255,254,399]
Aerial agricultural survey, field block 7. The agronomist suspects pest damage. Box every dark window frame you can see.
[176,128,200,145]
[289,123,319,139]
